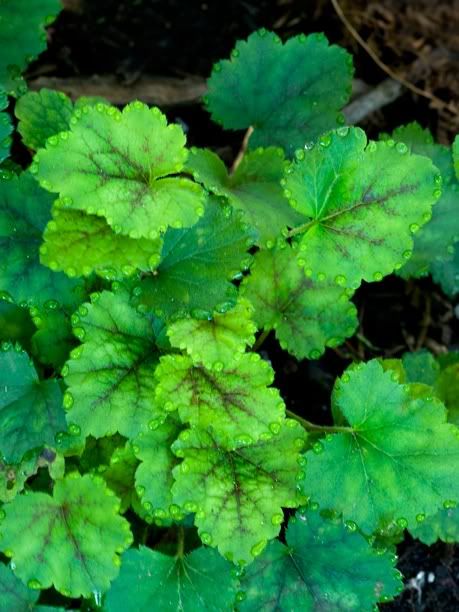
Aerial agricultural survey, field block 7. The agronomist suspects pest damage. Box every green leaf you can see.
[63,288,161,439]
[0,473,132,597]
[133,198,255,320]
[166,298,256,368]
[0,448,63,503]
[301,359,459,533]
[206,30,353,156]
[435,359,459,426]
[284,127,440,288]
[102,443,139,514]
[186,147,303,245]
[155,353,285,445]
[401,350,439,386]
[409,506,459,545]
[34,102,205,238]
[0,0,61,96]
[30,303,75,370]
[0,91,12,164]
[171,420,307,563]
[453,135,459,179]
[15,89,74,150]
[105,546,237,612]
[134,418,181,519]
[0,563,38,612]
[0,298,35,348]
[241,242,358,359]
[40,208,162,279]
[0,347,66,463]
[385,123,459,277]
[0,172,85,307]
[239,509,401,611]
[431,242,459,297]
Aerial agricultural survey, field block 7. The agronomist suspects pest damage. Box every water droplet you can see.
[335,274,346,286]
[200,532,212,545]
[295,149,305,161]
[27,579,42,590]
[409,223,420,234]
[416,513,426,523]
[433,189,442,199]
[312,442,324,454]
[319,134,332,148]
[184,501,198,513]
[269,422,281,435]
[396,517,408,529]
[68,423,81,436]
[63,392,74,410]
[373,271,383,281]
[73,327,86,340]
[443,500,457,509]
[236,591,246,602]
[308,349,321,360]
[403,249,413,260]
[395,142,408,154]
[344,520,357,532]
[337,126,349,137]
[251,539,267,557]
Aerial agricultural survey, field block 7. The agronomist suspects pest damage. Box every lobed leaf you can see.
[206,30,353,156]
[0,473,132,597]
[0,0,61,95]
[385,123,459,278]
[301,360,459,533]
[63,288,161,439]
[0,563,39,612]
[154,353,285,445]
[33,102,205,238]
[241,242,358,359]
[409,506,459,545]
[133,198,255,320]
[0,173,85,307]
[284,127,440,288]
[105,546,237,612]
[431,243,459,297]
[134,418,181,519]
[239,509,401,611]
[171,421,307,564]
[0,347,66,463]
[186,147,303,245]
[40,208,162,279]
[167,298,256,369]
[15,89,74,150]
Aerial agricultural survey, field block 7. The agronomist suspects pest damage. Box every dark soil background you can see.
[26,0,459,609]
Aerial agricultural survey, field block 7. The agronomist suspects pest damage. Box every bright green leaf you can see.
[167,298,256,368]
[0,172,85,307]
[0,348,65,463]
[301,360,459,533]
[0,0,61,96]
[186,147,303,245]
[40,208,162,279]
[386,123,459,277]
[206,30,353,156]
[285,127,439,288]
[0,563,38,612]
[15,89,74,150]
[134,418,181,519]
[171,420,307,563]
[241,242,358,359]
[34,102,205,238]
[133,198,255,320]
[155,353,285,445]
[105,546,237,612]
[402,350,439,386]
[409,506,459,545]
[103,443,139,514]
[0,473,132,597]
[63,288,161,439]
[239,509,401,611]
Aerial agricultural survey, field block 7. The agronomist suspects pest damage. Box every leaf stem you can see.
[286,409,351,433]
[253,329,271,352]
[176,525,185,558]
[285,219,316,239]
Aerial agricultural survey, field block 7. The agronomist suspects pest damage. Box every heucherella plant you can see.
[0,4,458,608]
